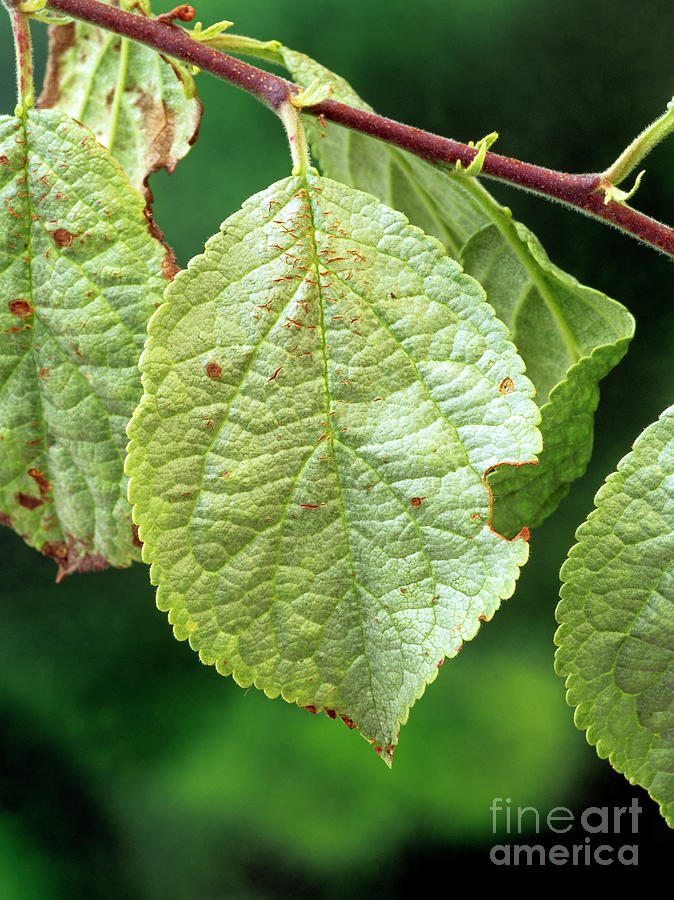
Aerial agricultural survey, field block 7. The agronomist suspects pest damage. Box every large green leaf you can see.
[126,172,542,758]
[0,108,169,577]
[463,218,634,536]
[556,406,674,827]
[38,1,202,198]
[280,48,634,537]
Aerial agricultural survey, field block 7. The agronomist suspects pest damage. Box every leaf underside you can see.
[38,0,202,199]
[280,48,634,537]
[126,172,542,758]
[556,407,674,827]
[0,109,168,577]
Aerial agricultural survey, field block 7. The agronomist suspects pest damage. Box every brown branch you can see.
[37,0,674,257]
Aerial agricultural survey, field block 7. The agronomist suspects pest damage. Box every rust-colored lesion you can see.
[499,376,515,395]
[8,299,33,317]
[16,491,45,510]
[205,361,222,380]
[131,523,143,548]
[139,90,202,278]
[144,203,181,281]
[37,14,201,286]
[42,535,109,583]
[373,743,395,765]
[52,228,74,248]
[28,467,52,499]
[36,23,78,110]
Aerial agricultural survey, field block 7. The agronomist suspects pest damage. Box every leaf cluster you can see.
[0,0,671,825]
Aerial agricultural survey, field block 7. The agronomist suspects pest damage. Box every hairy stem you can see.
[2,0,35,107]
[36,0,674,257]
[603,95,674,186]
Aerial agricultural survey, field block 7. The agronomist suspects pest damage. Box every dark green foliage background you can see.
[1,0,673,892]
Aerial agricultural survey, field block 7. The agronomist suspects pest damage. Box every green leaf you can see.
[126,172,542,759]
[556,407,674,827]
[38,1,202,198]
[463,217,634,536]
[0,108,170,577]
[280,48,634,536]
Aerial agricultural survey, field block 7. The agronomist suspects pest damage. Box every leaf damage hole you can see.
[482,460,539,542]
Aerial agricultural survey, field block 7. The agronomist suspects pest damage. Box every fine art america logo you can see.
[489,798,641,866]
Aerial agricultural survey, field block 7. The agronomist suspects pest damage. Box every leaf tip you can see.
[373,743,395,768]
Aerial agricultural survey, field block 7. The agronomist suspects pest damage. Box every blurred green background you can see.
[1,0,673,893]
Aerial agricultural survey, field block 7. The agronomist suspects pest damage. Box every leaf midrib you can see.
[302,171,386,734]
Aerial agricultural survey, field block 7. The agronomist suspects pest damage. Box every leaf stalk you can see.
[279,100,311,175]
[2,0,35,109]
[602,94,674,186]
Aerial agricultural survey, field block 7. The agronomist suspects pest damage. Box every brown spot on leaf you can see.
[0,511,12,528]
[52,228,73,247]
[39,368,50,379]
[0,155,10,167]
[205,362,222,380]
[36,23,77,110]
[324,708,337,719]
[42,536,109,582]
[28,468,51,498]
[17,492,45,510]
[373,743,395,765]
[8,299,32,318]
[304,705,318,714]
[132,524,143,549]
[499,377,515,395]
[340,715,356,730]
[410,496,425,508]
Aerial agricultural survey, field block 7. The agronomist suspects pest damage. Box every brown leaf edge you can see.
[37,14,201,280]
[0,511,142,581]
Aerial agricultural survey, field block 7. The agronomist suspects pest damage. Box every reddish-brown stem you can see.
[45,0,292,108]
[2,0,34,104]
[36,0,674,257]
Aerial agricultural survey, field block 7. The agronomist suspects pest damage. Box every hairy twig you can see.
[22,0,674,257]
